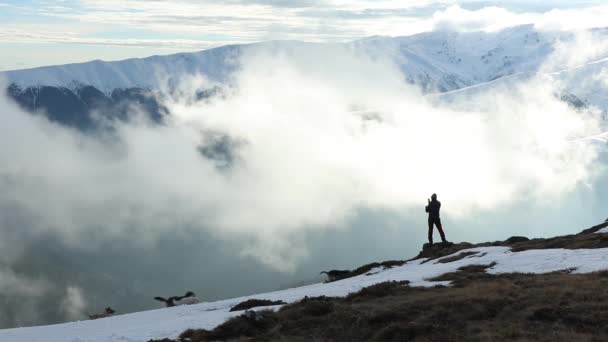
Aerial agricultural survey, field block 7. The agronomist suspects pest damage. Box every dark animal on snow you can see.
[154,291,200,307]
[89,307,115,320]
[320,270,350,282]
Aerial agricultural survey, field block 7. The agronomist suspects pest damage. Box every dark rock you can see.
[558,91,588,109]
[6,83,168,131]
[415,242,474,262]
[422,241,454,251]
[230,299,286,312]
[504,236,529,244]
[197,132,245,170]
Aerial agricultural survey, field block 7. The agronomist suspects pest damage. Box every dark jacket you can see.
[425,200,441,219]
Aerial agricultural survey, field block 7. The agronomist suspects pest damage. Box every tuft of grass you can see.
[428,263,497,287]
[436,251,479,263]
[345,281,409,302]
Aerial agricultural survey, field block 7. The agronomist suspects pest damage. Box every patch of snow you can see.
[2,245,608,341]
[596,226,608,233]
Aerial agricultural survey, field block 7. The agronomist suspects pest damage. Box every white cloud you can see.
[0,266,48,297]
[0,265,50,326]
[0,25,220,51]
[431,5,608,33]
[543,30,608,71]
[61,286,86,321]
[0,39,604,270]
[596,67,608,88]
[2,1,608,54]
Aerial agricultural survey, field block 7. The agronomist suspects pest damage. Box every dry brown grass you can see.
[429,263,497,287]
[150,221,608,342]
[152,270,608,342]
[435,251,480,264]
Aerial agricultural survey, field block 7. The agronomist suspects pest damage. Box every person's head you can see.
[431,193,437,200]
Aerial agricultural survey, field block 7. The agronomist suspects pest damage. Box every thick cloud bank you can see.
[0,39,605,273]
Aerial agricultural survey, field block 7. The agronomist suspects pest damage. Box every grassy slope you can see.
[152,221,608,342]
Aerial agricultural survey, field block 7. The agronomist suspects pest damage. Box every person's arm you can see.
[425,199,430,212]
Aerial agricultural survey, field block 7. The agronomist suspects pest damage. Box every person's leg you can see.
[436,218,447,242]
[428,218,434,244]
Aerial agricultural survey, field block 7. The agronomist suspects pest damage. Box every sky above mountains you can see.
[1,0,608,70]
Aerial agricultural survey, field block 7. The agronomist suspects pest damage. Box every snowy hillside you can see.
[3,25,608,133]
[3,25,607,95]
[2,222,607,342]
[0,44,243,94]
[355,24,557,92]
[3,24,608,133]
[432,56,608,116]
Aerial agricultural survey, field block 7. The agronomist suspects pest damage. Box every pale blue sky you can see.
[1,0,607,70]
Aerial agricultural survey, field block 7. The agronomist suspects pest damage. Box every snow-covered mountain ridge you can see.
[3,25,607,94]
[4,25,608,132]
[1,220,607,342]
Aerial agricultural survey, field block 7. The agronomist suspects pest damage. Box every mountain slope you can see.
[1,44,243,94]
[3,25,606,94]
[356,24,557,92]
[432,57,608,117]
[3,25,608,132]
[1,221,607,342]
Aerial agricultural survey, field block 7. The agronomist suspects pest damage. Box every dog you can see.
[320,270,350,282]
[89,307,115,319]
[154,291,200,307]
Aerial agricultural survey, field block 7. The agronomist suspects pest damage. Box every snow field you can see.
[1,245,608,342]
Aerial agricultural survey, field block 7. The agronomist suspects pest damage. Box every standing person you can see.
[425,193,447,245]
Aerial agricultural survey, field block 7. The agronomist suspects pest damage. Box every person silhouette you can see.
[425,193,447,245]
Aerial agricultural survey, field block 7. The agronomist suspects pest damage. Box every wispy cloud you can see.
[0,27,220,50]
[2,2,608,71]
[0,34,605,270]
[2,1,608,51]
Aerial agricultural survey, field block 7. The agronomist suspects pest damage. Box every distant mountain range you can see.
[2,24,608,130]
